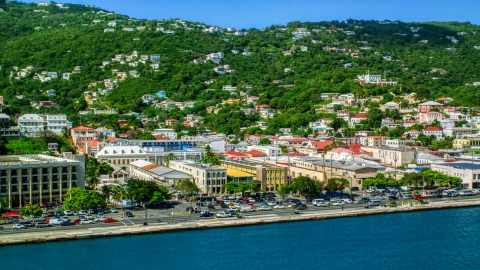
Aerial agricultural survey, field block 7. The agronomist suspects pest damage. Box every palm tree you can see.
[0,197,7,213]
[86,176,100,188]
[113,185,127,214]
[99,185,113,205]
[165,153,176,167]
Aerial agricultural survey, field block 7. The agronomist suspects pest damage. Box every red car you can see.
[72,218,81,225]
[413,195,427,200]
[241,198,250,203]
[247,203,255,208]
[41,203,49,208]
[103,218,117,223]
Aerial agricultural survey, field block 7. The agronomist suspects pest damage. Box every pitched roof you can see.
[224,150,248,157]
[244,150,267,157]
[310,141,333,150]
[87,141,102,147]
[155,135,167,140]
[424,126,441,131]
[71,126,93,131]
[352,113,367,118]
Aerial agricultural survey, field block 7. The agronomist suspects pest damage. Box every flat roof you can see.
[433,163,480,170]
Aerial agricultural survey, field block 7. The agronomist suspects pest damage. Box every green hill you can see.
[1,2,480,135]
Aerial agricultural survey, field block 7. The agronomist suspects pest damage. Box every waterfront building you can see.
[431,163,480,188]
[220,159,287,191]
[129,160,192,188]
[169,160,227,194]
[0,154,85,207]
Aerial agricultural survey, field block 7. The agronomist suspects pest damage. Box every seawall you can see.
[1,199,479,246]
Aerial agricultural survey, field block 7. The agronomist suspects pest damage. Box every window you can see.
[21,169,28,175]
[62,167,68,173]
[22,185,28,192]
[0,170,6,177]
[0,187,6,193]
[42,184,48,190]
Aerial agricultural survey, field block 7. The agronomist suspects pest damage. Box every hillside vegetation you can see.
[1,2,480,135]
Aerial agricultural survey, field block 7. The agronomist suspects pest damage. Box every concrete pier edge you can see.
[1,200,479,246]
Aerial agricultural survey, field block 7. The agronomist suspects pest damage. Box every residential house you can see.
[417,101,444,113]
[165,119,179,126]
[381,102,399,111]
[350,113,367,127]
[423,126,443,140]
[418,111,443,125]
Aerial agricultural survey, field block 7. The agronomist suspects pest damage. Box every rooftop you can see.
[433,162,480,170]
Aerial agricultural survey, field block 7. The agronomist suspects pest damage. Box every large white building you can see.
[18,114,71,136]
[129,160,192,188]
[431,163,480,188]
[96,146,149,170]
[246,145,283,157]
[169,160,227,194]
[0,154,85,208]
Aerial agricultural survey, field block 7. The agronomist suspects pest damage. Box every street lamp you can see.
[143,205,148,225]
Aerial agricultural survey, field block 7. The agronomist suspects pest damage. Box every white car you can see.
[240,206,256,212]
[79,210,87,215]
[365,189,375,193]
[85,214,94,220]
[318,201,330,207]
[12,224,26,230]
[247,197,256,203]
[267,201,277,206]
[111,208,118,213]
[257,205,272,211]
[64,210,73,216]
[274,204,285,209]
[80,219,93,225]
[333,201,346,206]
[94,216,107,222]
[216,211,231,218]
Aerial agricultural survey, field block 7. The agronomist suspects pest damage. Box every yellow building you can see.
[453,138,480,149]
[220,160,287,191]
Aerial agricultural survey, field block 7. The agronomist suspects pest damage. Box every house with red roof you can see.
[70,126,97,152]
[403,121,416,128]
[349,113,367,127]
[423,126,443,140]
[224,150,249,160]
[297,141,334,155]
[244,150,267,157]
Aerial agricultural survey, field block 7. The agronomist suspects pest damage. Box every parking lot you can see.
[2,189,479,236]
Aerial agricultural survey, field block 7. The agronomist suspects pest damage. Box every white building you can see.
[431,163,480,188]
[169,160,227,194]
[45,114,72,135]
[129,160,192,188]
[18,114,45,137]
[384,139,415,149]
[153,128,177,140]
[246,145,283,157]
[96,146,149,170]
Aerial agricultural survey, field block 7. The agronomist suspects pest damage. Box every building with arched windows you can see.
[169,160,227,195]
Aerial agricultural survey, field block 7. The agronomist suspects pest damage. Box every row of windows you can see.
[0,167,75,176]
[206,172,226,178]
[1,175,76,184]
[206,180,226,186]
[0,182,74,193]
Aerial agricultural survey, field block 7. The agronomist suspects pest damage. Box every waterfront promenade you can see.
[1,197,479,246]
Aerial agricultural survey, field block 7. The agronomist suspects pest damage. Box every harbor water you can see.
[2,207,480,270]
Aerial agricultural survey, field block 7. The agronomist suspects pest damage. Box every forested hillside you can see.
[1,2,480,135]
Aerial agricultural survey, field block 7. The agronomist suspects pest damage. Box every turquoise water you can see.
[2,207,480,269]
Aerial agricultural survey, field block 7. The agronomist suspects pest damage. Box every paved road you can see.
[1,194,478,236]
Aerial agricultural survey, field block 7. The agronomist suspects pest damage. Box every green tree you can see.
[99,185,113,205]
[20,205,43,221]
[126,179,172,204]
[277,185,290,199]
[64,188,106,210]
[165,153,176,167]
[174,179,200,197]
[289,176,320,198]
[258,138,272,145]
[0,197,7,212]
[223,181,242,194]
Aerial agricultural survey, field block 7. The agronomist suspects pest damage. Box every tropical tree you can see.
[277,185,291,199]
[165,153,176,167]
[289,176,321,198]
[86,176,101,188]
[258,138,272,145]
[99,185,113,205]
[126,179,172,204]
[20,205,43,221]
[223,181,243,194]
[113,184,128,212]
[0,197,7,212]
[174,179,200,198]
[64,188,106,210]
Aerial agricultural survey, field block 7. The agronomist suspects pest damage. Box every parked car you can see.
[78,210,87,215]
[95,216,107,222]
[184,207,200,213]
[257,205,272,211]
[103,218,117,223]
[274,204,285,209]
[333,201,345,206]
[48,218,63,225]
[413,195,427,200]
[12,224,26,230]
[297,204,307,210]
[88,209,95,214]
[350,187,360,191]
[60,220,74,226]
[318,201,330,207]
[199,210,214,217]
[125,211,134,217]
[240,206,256,213]
[110,208,118,213]
[72,218,81,225]
[267,201,277,206]
[35,221,52,228]
[216,210,231,218]
[41,212,48,218]
[20,221,34,227]
[80,219,93,225]
[64,210,73,216]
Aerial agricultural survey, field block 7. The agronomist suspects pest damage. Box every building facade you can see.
[0,154,85,207]
[169,160,227,195]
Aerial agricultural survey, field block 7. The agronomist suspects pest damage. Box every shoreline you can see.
[1,199,479,246]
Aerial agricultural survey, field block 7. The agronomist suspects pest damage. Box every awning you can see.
[3,212,20,217]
